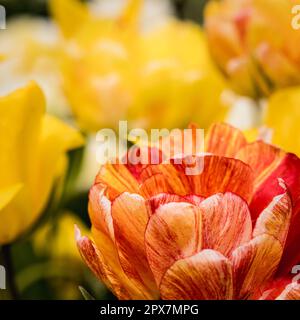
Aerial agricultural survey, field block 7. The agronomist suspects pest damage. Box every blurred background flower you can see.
[0,16,70,118]
[204,0,300,158]
[204,0,300,98]
[50,0,227,132]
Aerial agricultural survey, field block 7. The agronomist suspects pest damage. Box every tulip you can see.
[204,0,300,98]
[0,17,70,118]
[0,82,83,244]
[77,122,300,300]
[263,86,300,157]
[50,0,227,132]
[34,212,90,262]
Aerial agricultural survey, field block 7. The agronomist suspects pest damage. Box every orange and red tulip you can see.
[77,123,300,300]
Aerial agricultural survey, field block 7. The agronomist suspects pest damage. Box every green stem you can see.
[2,245,19,300]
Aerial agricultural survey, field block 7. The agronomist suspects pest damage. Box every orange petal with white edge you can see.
[88,184,114,239]
[160,250,233,300]
[145,202,202,285]
[235,141,285,186]
[148,193,188,213]
[177,155,254,203]
[276,283,300,300]
[205,123,247,157]
[253,187,292,246]
[111,192,158,296]
[95,163,140,200]
[200,192,252,257]
[231,234,283,300]
[76,226,146,300]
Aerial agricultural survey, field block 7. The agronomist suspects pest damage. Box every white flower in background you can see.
[89,0,173,31]
[0,17,71,118]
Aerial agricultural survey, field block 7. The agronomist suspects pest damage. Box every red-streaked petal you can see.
[76,226,146,300]
[184,194,205,206]
[231,234,283,300]
[145,202,202,285]
[139,174,173,199]
[158,123,203,159]
[160,250,233,300]
[235,141,285,185]
[200,192,252,257]
[179,155,254,203]
[276,283,300,300]
[140,163,190,196]
[250,153,300,221]
[253,189,292,247]
[148,193,188,213]
[277,198,300,276]
[205,123,247,157]
[95,163,140,200]
[257,277,293,300]
[111,192,158,296]
[88,184,114,239]
[125,146,164,180]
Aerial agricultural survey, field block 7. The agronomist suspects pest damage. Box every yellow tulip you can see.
[50,0,228,132]
[204,0,300,98]
[33,212,90,262]
[264,86,300,156]
[0,82,84,244]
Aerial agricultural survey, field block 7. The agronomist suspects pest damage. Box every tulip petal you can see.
[250,153,300,221]
[140,163,190,196]
[277,199,300,276]
[205,123,247,157]
[0,82,44,189]
[111,192,158,296]
[231,234,282,299]
[32,114,84,214]
[145,202,202,285]
[200,192,252,256]
[257,277,293,300]
[276,283,300,300]
[148,193,188,213]
[88,184,114,239]
[184,194,205,206]
[0,184,23,212]
[0,83,83,244]
[180,155,254,203]
[140,174,173,199]
[50,0,89,38]
[160,249,233,300]
[253,189,292,246]
[235,141,285,185]
[76,226,148,300]
[95,163,140,200]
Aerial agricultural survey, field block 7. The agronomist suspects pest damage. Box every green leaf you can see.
[79,286,96,300]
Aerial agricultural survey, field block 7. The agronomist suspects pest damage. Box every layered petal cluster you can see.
[0,82,83,244]
[50,0,227,132]
[204,0,300,98]
[77,123,300,300]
